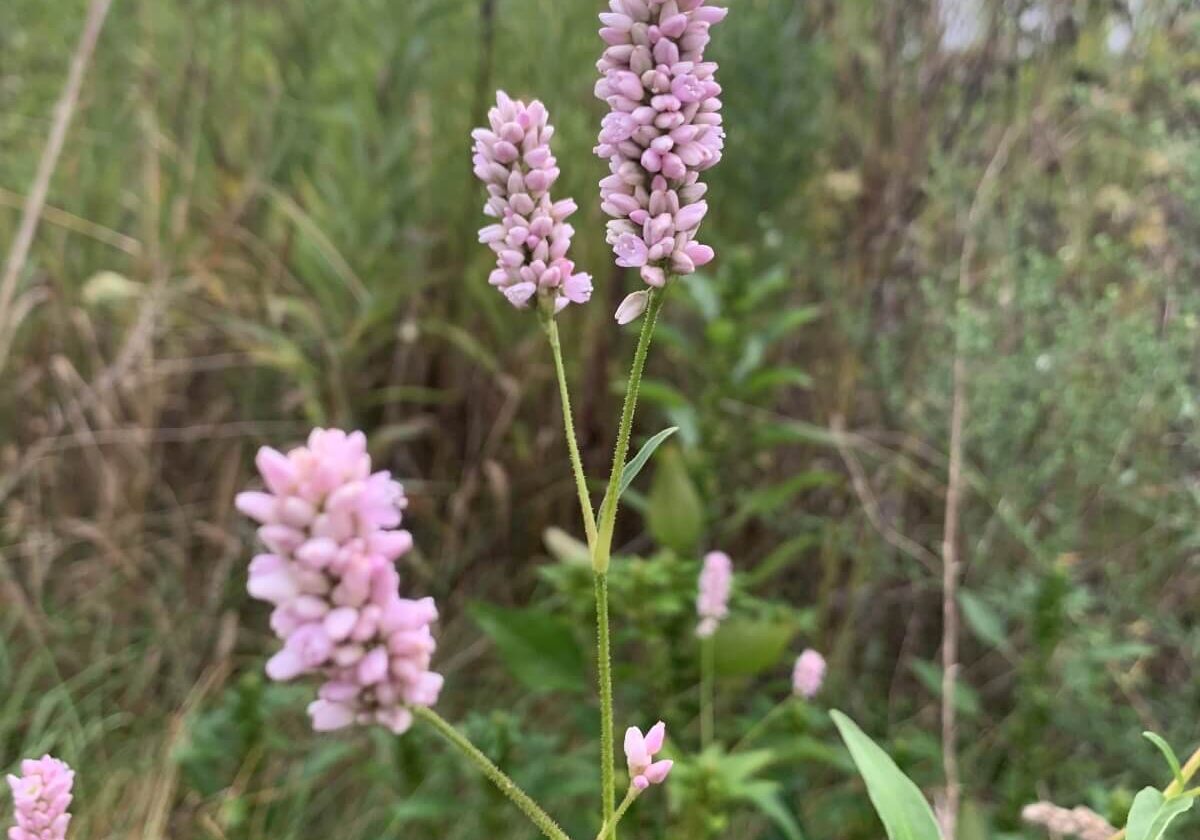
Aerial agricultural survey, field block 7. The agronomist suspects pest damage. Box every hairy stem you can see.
[595,572,616,835]
[541,309,598,548]
[596,787,639,840]
[593,286,666,573]
[414,706,572,840]
[590,284,666,836]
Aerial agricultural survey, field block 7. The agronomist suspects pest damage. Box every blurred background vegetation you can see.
[1,0,1198,838]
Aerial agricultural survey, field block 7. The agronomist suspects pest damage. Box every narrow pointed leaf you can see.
[831,710,943,840]
[618,426,679,498]
[1143,732,1185,789]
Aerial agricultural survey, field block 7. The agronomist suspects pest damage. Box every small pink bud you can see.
[624,720,672,791]
[615,290,651,325]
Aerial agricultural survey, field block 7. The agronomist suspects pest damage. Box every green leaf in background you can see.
[712,618,796,677]
[830,710,944,840]
[469,603,586,694]
[1143,732,1186,789]
[618,426,679,498]
[739,780,807,840]
[1125,787,1194,840]
[646,444,705,556]
[959,590,1009,651]
[910,660,981,717]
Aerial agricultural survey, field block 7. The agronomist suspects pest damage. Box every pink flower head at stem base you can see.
[594,0,728,321]
[695,550,731,638]
[792,648,826,699]
[7,755,74,840]
[624,721,673,791]
[236,428,444,735]
[472,91,593,314]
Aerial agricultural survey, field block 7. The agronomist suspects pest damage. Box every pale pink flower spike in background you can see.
[695,550,732,638]
[7,755,74,840]
[792,648,826,699]
[236,428,443,734]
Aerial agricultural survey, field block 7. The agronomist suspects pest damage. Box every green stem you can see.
[593,285,666,573]
[590,283,667,836]
[700,634,714,748]
[596,787,639,840]
[732,698,795,753]
[1166,744,1200,796]
[541,309,598,549]
[595,571,616,835]
[414,706,572,840]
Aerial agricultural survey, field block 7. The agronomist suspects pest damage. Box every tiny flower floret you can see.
[236,428,443,735]
[624,721,674,791]
[695,550,732,638]
[472,91,593,313]
[792,648,826,699]
[7,755,74,840]
[595,0,727,319]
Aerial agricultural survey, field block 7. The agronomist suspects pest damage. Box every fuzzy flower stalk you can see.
[695,550,732,638]
[473,92,593,313]
[7,756,73,840]
[595,0,728,323]
[236,428,443,735]
[792,648,826,699]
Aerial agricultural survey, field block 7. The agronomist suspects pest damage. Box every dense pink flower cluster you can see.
[236,428,443,734]
[624,721,674,791]
[792,648,826,699]
[594,0,727,322]
[6,756,73,840]
[473,92,593,313]
[695,550,732,638]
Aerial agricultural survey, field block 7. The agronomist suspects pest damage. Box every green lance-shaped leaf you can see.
[831,710,944,840]
[617,426,679,499]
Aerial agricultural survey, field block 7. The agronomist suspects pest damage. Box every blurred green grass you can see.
[1,0,1199,838]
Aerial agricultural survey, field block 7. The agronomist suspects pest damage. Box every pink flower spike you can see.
[472,92,591,314]
[595,0,727,286]
[792,648,826,699]
[695,550,732,638]
[7,755,74,840]
[238,428,444,735]
[625,720,672,791]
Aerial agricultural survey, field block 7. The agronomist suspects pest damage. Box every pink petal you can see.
[235,491,277,524]
[644,720,666,754]
[645,759,673,784]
